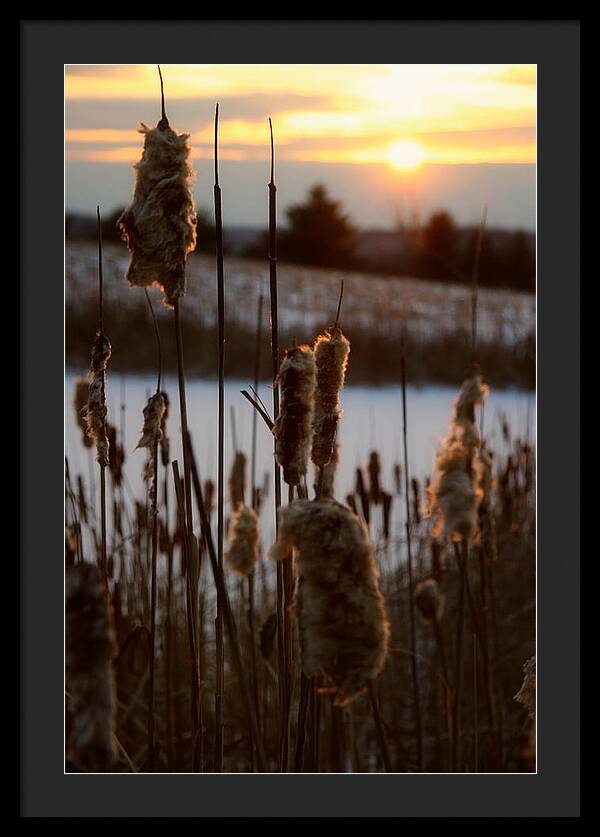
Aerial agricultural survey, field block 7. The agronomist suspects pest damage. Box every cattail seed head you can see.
[136,393,166,507]
[118,123,197,307]
[135,392,166,452]
[269,499,389,705]
[430,443,481,541]
[74,378,94,449]
[415,577,445,623]
[429,372,489,541]
[66,563,117,772]
[225,504,260,577]
[229,450,247,511]
[311,326,350,469]
[84,332,111,467]
[514,656,536,719]
[273,345,316,486]
[368,451,382,504]
[106,423,125,487]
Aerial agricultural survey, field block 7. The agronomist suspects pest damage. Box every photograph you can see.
[64,62,537,775]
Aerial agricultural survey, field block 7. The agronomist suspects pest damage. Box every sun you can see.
[387,140,425,170]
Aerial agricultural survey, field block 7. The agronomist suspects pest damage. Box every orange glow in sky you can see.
[65,64,536,167]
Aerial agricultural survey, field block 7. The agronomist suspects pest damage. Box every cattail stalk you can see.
[267,117,286,767]
[400,334,423,771]
[186,432,266,771]
[142,290,163,772]
[95,207,109,574]
[213,103,226,772]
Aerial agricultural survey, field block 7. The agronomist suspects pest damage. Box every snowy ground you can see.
[66,241,535,346]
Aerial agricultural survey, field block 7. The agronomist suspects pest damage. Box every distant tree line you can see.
[66,184,535,292]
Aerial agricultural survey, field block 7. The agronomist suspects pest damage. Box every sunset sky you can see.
[65,64,536,230]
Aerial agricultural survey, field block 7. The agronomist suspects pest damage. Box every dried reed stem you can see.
[400,334,423,771]
[213,102,226,772]
[96,207,108,575]
[186,432,266,771]
[268,117,286,767]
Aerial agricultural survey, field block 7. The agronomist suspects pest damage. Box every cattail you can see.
[269,499,389,706]
[393,462,402,496]
[311,326,350,469]
[316,441,339,499]
[225,504,260,577]
[346,493,358,516]
[84,333,112,467]
[430,443,481,541]
[229,450,247,511]
[159,390,170,467]
[204,479,215,518]
[415,578,445,623]
[273,345,316,486]
[368,451,382,504]
[514,656,536,719]
[74,378,93,449]
[382,491,393,541]
[135,392,166,510]
[411,477,421,525]
[106,423,124,488]
[65,563,117,771]
[429,372,489,541]
[118,122,197,308]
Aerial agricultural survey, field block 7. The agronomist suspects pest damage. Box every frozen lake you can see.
[66,372,534,551]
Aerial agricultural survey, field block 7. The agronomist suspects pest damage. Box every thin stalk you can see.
[400,334,423,771]
[470,204,488,364]
[147,437,159,771]
[213,102,226,772]
[96,207,108,575]
[144,290,162,772]
[368,681,393,773]
[432,615,453,758]
[293,672,311,772]
[452,539,467,772]
[268,117,285,763]
[186,432,266,771]
[248,291,263,759]
[280,484,295,772]
[171,459,200,770]
[473,632,479,773]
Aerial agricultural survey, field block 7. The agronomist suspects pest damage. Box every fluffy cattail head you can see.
[118,123,197,307]
[430,443,481,541]
[311,326,350,469]
[84,332,112,467]
[415,578,445,623]
[135,392,166,452]
[514,656,536,719]
[273,345,316,486]
[225,505,260,577]
[454,371,489,424]
[269,499,389,705]
[74,378,93,449]
[65,564,117,772]
[229,451,247,511]
[429,372,489,541]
